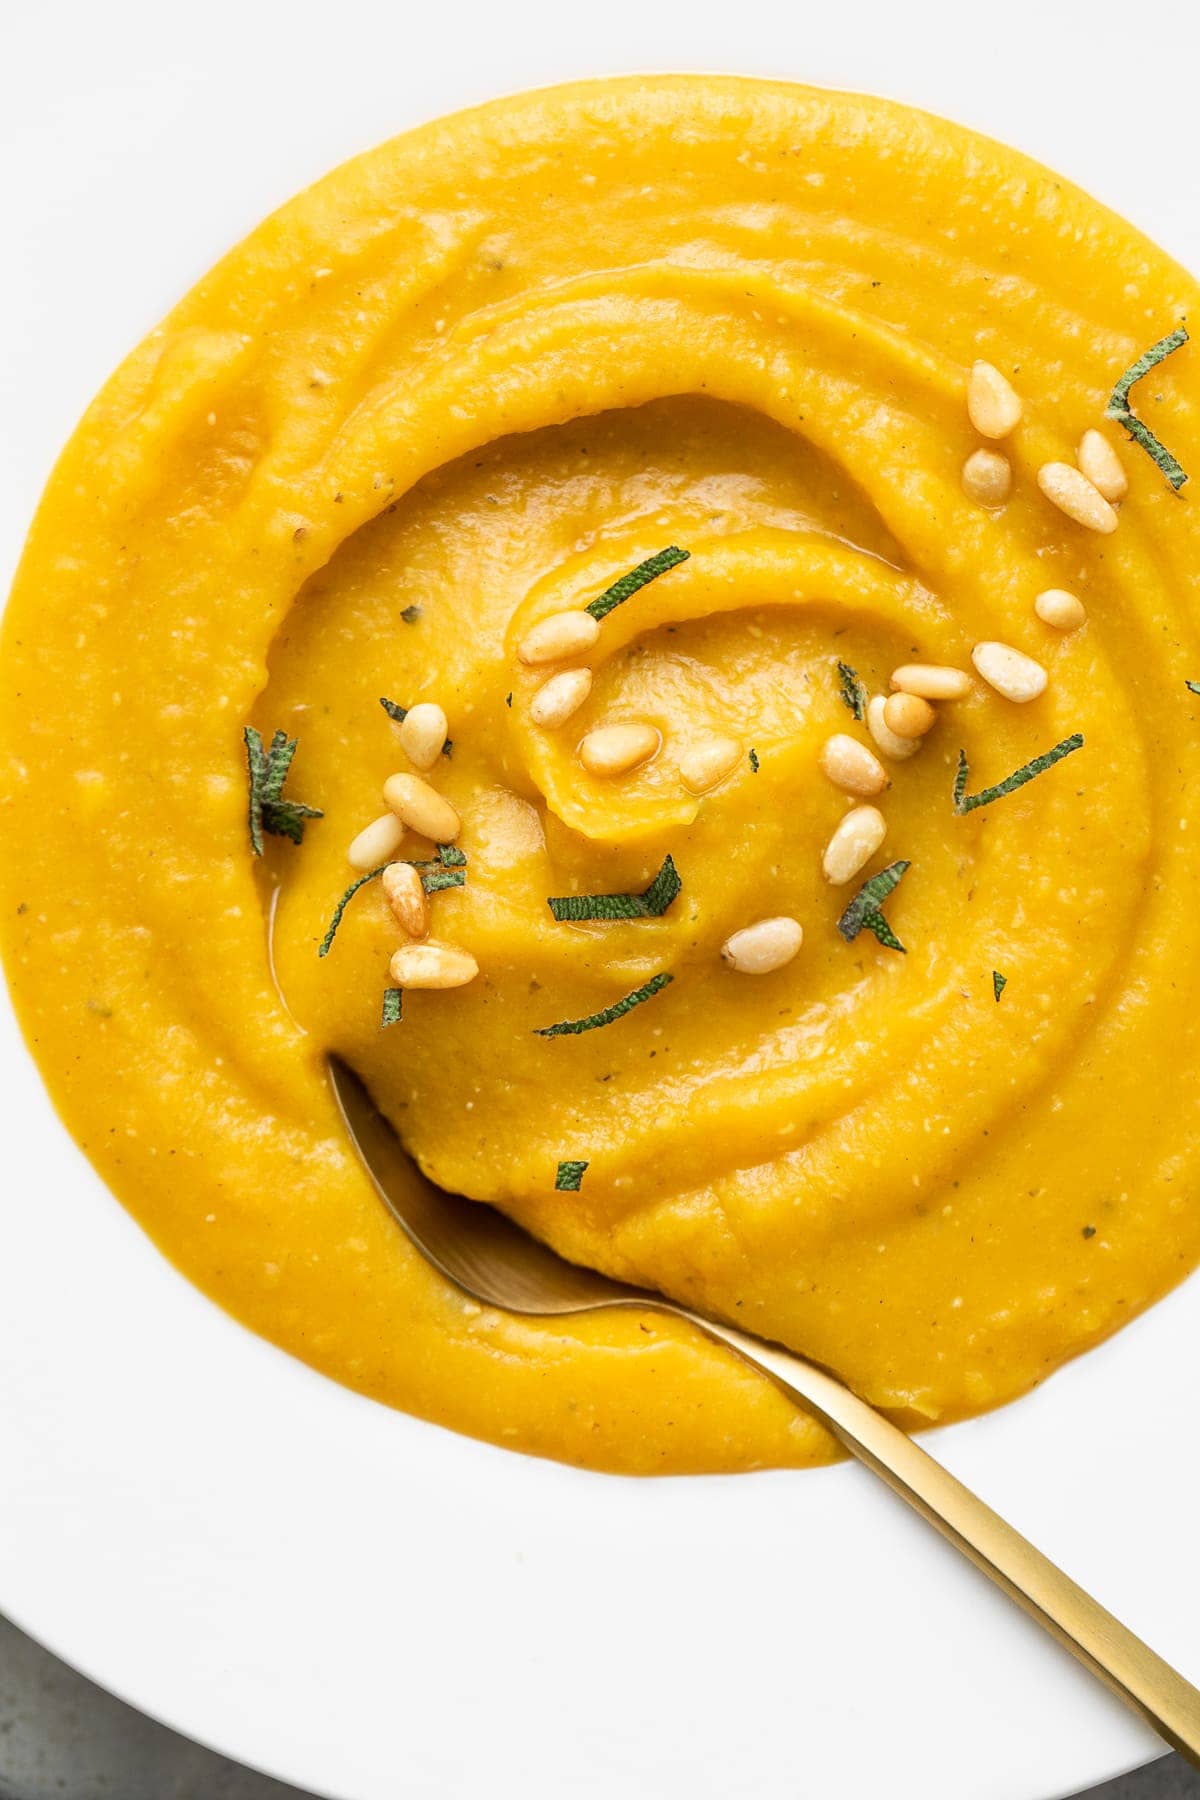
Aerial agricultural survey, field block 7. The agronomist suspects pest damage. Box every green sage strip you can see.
[244,727,323,855]
[555,1160,589,1191]
[420,843,467,891]
[548,855,680,922]
[534,971,673,1037]
[837,660,866,722]
[992,971,1007,1003]
[319,847,467,956]
[1187,680,1200,697]
[421,868,465,893]
[861,909,904,952]
[1105,325,1189,489]
[319,865,386,956]
[837,860,910,953]
[586,547,689,621]
[381,988,403,1027]
[953,733,1083,814]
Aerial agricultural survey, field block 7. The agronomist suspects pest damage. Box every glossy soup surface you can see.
[3,77,1199,1472]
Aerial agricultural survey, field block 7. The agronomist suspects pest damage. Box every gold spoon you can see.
[330,1054,1200,1765]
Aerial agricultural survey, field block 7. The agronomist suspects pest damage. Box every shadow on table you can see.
[0,1611,1196,1799]
[1080,1759,1200,1799]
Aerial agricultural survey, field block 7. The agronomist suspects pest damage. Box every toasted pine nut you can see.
[348,812,405,871]
[890,663,972,701]
[966,361,1023,439]
[1034,588,1087,631]
[517,610,600,666]
[823,805,887,886]
[530,668,592,728]
[397,701,448,770]
[962,448,1011,505]
[678,735,741,794]
[721,915,803,974]
[867,693,920,761]
[1077,429,1128,502]
[971,641,1048,704]
[578,722,659,778]
[381,862,429,939]
[383,772,461,843]
[1036,462,1119,534]
[389,939,478,989]
[818,732,889,797]
[882,692,936,739]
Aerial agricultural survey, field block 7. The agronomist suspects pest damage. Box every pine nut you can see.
[678,735,741,793]
[1034,588,1087,631]
[890,663,972,701]
[867,693,920,761]
[530,668,592,728]
[381,862,429,939]
[721,915,803,974]
[822,805,887,885]
[818,732,888,797]
[388,939,478,989]
[578,722,659,778]
[382,772,461,843]
[1036,462,1119,533]
[966,361,1023,439]
[517,610,600,666]
[882,693,936,739]
[962,448,1011,506]
[348,812,405,871]
[1077,428,1128,502]
[971,641,1048,703]
[397,701,448,770]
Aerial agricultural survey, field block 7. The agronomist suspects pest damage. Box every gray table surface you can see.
[0,1612,1195,1800]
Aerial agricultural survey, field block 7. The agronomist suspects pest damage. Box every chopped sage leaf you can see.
[748,748,760,773]
[505,692,513,708]
[837,660,867,721]
[861,908,904,952]
[401,604,423,624]
[585,546,689,621]
[319,865,386,956]
[534,971,673,1037]
[1105,325,1189,489]
[415,844,468,893]
[1187,680,1200,697]
[548,855,681,922]
[421,867,465,894]
[381,988,403,1027]
[992,970,1007,1003]
[555,1159,589,1191]
[244,727,323,856]
[837,860,910,950]
[953,733,1083,814]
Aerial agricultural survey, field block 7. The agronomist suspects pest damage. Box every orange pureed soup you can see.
[3,77,1200,1473]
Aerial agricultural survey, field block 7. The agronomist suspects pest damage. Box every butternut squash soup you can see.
[3,77,1199,1473]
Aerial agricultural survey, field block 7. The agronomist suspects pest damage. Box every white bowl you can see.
[3,4,1197,1796]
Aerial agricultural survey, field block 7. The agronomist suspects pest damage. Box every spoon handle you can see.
[697,1316,1200,1766]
